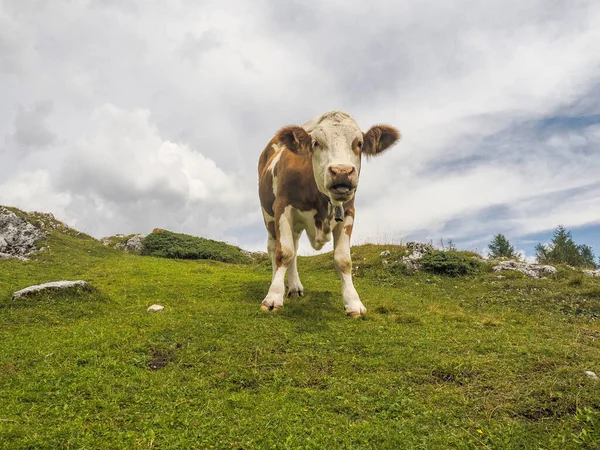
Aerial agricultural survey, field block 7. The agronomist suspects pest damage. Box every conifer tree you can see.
[535,225,597,268]
[488,234,517,259]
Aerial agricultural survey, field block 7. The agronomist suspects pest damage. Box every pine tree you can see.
[578,244,597,268]
[488,234,517,259]
[535,225,597,268]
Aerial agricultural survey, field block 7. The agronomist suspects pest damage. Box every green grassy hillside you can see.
[1,215,600,449]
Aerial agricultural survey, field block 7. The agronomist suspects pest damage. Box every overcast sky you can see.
[1,0,600,258]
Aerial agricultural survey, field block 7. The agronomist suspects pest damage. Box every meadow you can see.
[1,223,600,449]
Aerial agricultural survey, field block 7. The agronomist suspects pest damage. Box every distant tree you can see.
[488,234,518,259]
[535,225,597,268]
[578,244,597,268]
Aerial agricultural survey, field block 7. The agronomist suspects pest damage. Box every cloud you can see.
[0,0,600,257]
[7,101,56,151]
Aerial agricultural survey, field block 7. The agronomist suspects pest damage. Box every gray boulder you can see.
[584,269,600,277]
[493,260,557,278]
[0,207,46,260]
[400,242,434,270]
[12,280,89,299]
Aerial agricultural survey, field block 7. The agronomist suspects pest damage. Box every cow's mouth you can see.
[329,184,355,195]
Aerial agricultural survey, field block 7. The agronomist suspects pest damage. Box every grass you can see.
[1,226,600,448]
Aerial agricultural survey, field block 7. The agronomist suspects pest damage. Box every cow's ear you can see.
[277,126,311,155]
[363,125,401,157]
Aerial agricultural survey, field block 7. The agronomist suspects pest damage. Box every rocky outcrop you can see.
[492,260,557,278]
[393,242,434,270]
[101,234,146,253]
[584,269,600,277]
[0,207,46,260]
[12,280,90,299]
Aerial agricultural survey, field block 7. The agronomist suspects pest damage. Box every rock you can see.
[585,371,598,379]
[0,207,46,260]
[405,242,433,257]
[147,304,164,313]
[398,242,434,271]
[101,234,146,253]
[584,269,600,277]
[381,260,389,266]
[119,234,146,253]
[12,280,89,299]
[492,261,557,278]
[380,250,391,257]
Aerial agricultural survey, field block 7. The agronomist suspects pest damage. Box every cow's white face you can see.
[306,113,363,205]
[276,110,401,206]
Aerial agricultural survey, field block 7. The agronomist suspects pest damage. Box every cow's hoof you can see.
[260,303,282,312]
[287,289,303,298]
[346,310,363,319]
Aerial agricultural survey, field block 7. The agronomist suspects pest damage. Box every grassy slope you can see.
[1,229,600,449]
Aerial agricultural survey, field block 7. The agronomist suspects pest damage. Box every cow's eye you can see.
[357,141,363,149]
[312,141,320,149]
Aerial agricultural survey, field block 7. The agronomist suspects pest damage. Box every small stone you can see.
[382,260,389,266]
[147,304,164,313]
[380,250,391,257]
[585,371,598,379]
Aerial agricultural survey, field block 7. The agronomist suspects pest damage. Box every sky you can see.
[1,0,600,259]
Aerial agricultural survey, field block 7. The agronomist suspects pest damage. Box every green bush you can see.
[141,230,252,264]
[419,250,482,277]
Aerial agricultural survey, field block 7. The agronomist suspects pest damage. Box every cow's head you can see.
[277,111,400,205]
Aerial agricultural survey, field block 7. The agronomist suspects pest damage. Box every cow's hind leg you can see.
[261,206,295,312]
[287,230,304,297]
[333,211,366,318]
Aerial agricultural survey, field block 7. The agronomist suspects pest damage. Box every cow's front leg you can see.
[333,211,365,318]
[261,206,295,312]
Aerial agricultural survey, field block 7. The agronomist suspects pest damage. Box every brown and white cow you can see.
[258,111,400,317]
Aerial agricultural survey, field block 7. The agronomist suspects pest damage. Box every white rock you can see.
[584,269,600,277]
[585,371,598,379]
[0,207,46,259]
[12,280,89,299]
[147,304,164,313]
[492,261,557,278]
[380,250,391,257]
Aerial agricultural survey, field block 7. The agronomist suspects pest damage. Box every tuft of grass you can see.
[141,229,251,263]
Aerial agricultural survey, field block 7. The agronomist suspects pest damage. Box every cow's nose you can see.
[328,165,356,178]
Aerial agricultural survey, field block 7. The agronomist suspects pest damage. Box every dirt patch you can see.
[147,348,172,371]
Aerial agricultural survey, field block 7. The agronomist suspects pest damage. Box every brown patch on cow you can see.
[363,125,401,157]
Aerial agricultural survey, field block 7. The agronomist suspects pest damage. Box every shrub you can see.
[420,251,482,277]
[141,230,252,264]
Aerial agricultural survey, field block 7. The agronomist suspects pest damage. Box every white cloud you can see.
[1,0,600,255]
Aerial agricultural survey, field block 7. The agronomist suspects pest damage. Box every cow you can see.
[258,111,400,317]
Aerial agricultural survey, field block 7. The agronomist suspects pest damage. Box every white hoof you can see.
[345,302,367,318]
[261,295,284,312]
